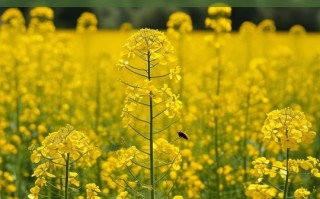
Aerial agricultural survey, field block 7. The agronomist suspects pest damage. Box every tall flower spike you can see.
[117,28,182,198]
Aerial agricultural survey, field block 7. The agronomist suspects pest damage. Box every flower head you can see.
[77,12,98,32]
[28,186,40,199]
[86,183,101,199]
[167,12,193,39]
[1,8,25,32]
[289,24,306,35]
[29,7,55,33]
[294,187,310,199]
[258,19,276,33]
[205,3,232,33]
[120,29,177,68]
[246,184,277,199]
[261,108,316,151]
[32,125,100,166]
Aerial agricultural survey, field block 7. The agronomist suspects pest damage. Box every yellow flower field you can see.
[1,6,320,199]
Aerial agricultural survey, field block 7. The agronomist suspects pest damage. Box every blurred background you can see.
[1,7,320,31]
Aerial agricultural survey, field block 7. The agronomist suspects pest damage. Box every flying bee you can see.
[177,131,188,140]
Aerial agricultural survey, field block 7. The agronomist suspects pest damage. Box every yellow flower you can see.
[246,184,277,199]
[239,21,257,35]
[120,22,133,31]
[77,12,98,32]
[5,184,16,193]
[116,146,139,167]
[28,186,40,199]
[288,159,299,173]
[167,12,193,39]
[206,3,232,33]
[258,19,276,33]
[169,65,182,81]
[289,24,306,35]
[69,172,80,187]
[32,162,56,179]
[33,125,99,166]
[31,147,42,163]
[29,7,55,32]
[251,157,270,178]
[208,4,231,16]
[116,191,130,199]
[119,28,177,70]
[0,8,25,32]
[165,94,182,118]
[86,183,101,199]
[294,187,310,199]
[261,108,316,151]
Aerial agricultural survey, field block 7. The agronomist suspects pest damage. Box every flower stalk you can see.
[214,47,221,199]
[65,153,70,199]
[147,51,155,199]
[283,148,290,199]
[118,28,182,198]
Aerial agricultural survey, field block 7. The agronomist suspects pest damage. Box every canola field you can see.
[1,6,320,199]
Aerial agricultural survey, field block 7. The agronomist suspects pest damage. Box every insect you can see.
[177,131,188,140]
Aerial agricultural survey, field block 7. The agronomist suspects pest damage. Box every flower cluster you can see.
[116,146,140,167]
[118,29,182,126]
[31,125,100,166]
[0,8,25,32]
[116,191,130,199]
[77,12,98,32]
[112,138,182,171]
[289,24,306,35]
[153,138,182,170]
[294,187,310,199]
[239,21,257,35]
[246,184,277,199]
[85,183,101,199]
[28,7,55,32]
[101,138,182,196]
[261,108,316,151]
[247,156,320,198]
[173,149,205,198]
[205,4,232,33]
[258,19,276,33]
[167,12,193,39]
[29,125,101,198]
[120,81,182,126]
[118,28,179,75]
[0,170,17,197]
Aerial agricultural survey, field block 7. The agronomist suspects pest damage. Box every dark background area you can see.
[1,7,320,31]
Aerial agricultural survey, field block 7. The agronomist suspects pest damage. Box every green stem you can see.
[243,94,250,183]
[147,51,155,199]
[214,46,221,199]
[13,59,23,198]
[65,153,70,199]
[214,116,221,199]
[283,148,290,199]
[94,63,102,188]
[95,70,101,133]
